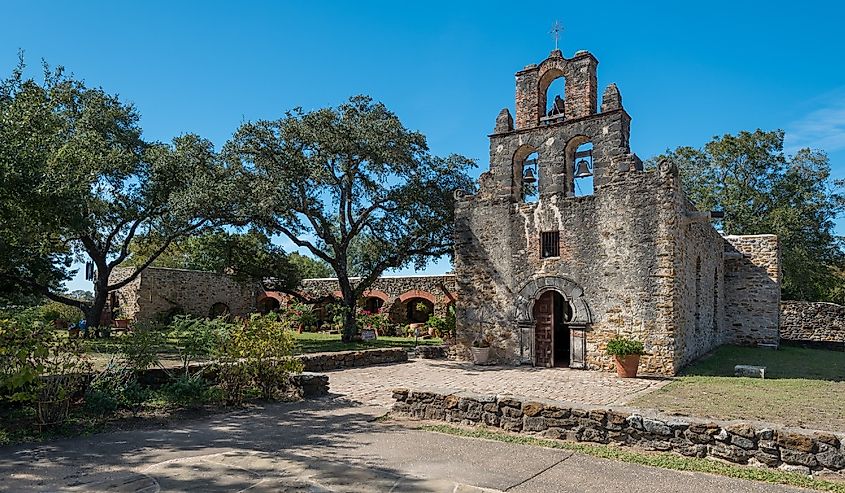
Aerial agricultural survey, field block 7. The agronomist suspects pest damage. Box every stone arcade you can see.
[452,49,781,375]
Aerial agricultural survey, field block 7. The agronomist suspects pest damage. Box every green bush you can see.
[605,336,645,357]
[38,301,84,325]
[216,313,303,403]
[161,375,220,407]
[166,315,232,377]
[120,321,165,372]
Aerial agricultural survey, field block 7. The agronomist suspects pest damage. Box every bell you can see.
[522,167,537,184]
[574,158,593,178]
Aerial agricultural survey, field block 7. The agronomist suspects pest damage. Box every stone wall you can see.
[781,301,845,350]
[298,347,408,371]
[724,235,781,346]
[392,389,845,477]
[111,267,258,321]
[298,275,458,323]
[453,48,782,376]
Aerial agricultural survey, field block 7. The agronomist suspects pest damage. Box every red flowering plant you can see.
[356,307,390,335]
[284,302,318,332]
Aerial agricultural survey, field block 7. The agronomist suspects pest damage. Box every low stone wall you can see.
[415,345,449,359]
[299,347,408,371]
[781,301,845,350]
[391,389,845,477]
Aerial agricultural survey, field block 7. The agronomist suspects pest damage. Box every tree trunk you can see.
[86,273,110,329]
[341,304,357,343]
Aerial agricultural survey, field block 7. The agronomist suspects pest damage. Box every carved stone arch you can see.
[514,276,592,325]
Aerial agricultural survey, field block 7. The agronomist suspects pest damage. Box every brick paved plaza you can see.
[326,359,670,408]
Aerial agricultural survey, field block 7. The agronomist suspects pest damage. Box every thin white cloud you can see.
[785,93,845,154]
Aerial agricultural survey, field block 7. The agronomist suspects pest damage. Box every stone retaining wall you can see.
[299,347,408,371]
[391,389,845,477]
[781,301,845,350]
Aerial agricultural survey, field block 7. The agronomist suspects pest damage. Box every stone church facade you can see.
[451,49,781,375]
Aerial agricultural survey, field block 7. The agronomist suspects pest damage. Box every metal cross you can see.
[550,21,563,50]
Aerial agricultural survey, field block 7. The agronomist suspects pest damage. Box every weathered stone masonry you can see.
[453,49,781,375]
[111,267,259,321]
[393,389,845,477]
[781,301,845,350]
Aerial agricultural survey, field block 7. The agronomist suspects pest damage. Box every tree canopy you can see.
[227,95,475,340]
[126,229,311,292]
[0,60,238,326]
[657,129,845,302]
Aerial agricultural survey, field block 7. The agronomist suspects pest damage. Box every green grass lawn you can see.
[632,345,845,432]
[78,330,442,369]
[293,332,443,353]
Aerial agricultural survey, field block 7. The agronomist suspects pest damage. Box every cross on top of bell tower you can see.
[550,21,563,51]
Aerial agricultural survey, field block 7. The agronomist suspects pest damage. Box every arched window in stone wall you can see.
[363,296,384,314]
[538,69,565,122]
[257,297,280,315]
[406,297,434,324]
[573,142,594,197]
[521,151,540,203]
[209,302,230,319]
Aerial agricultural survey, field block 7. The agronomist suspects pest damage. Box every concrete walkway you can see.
[326,359,669,408]
[0,399,813,492]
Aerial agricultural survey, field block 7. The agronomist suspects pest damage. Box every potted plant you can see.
[606,336,645,378]
[470,337,491,365]
[112,306,130,330]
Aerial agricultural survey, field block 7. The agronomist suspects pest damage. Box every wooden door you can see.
[533,291,554,367]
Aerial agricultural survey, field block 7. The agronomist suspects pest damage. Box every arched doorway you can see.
[532,291,573,368]
[209,302,230,318]
[257,297,281,315]
[406,297,433,323]
[515,276,592,368]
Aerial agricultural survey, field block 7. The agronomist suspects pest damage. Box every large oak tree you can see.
[656,129,845,302]
[227,96,475,341]
[0,61,237,326]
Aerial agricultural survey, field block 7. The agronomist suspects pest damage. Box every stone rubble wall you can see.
[392,389,845,477]
[723,235,781,346]
[780,301,845,350]
[298,347,408,372]
[299,275,458,322]
[111,267,258,321]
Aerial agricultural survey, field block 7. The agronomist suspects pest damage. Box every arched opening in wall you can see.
[532,290,572,368]
[209,302,230,319]
[573,142,594,196]
[362,296,384,314]
[313,298,339,329]
[521,151,540,202]
[538,70,565,123]
[544,77,566,118]
[406,297,434,324]
[257,297,281,315]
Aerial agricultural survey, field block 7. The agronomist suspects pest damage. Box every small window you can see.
[540,231,560,258]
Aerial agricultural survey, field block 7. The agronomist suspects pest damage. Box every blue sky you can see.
[3,1,844,291]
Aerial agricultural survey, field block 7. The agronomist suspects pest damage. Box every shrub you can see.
[38,301,84,326]
[358,308,390,335]
[605,336,645,357]
[285,302,318,331]
[161,375,220,408]
[425,313,455,339]
[120,321,165,372]
[216,313,303,403]
[166,315,232,377]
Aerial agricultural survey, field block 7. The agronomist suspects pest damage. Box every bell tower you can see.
[487,49,639,202]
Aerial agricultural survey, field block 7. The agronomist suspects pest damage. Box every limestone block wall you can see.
[723,235,781,346]
[780,301,845,349]
[673,201,727,370]
[111,267,258,321]
[455,163,684,375]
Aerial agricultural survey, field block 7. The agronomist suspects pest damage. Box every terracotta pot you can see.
[614,354,641,378]
[470,346,490,365]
